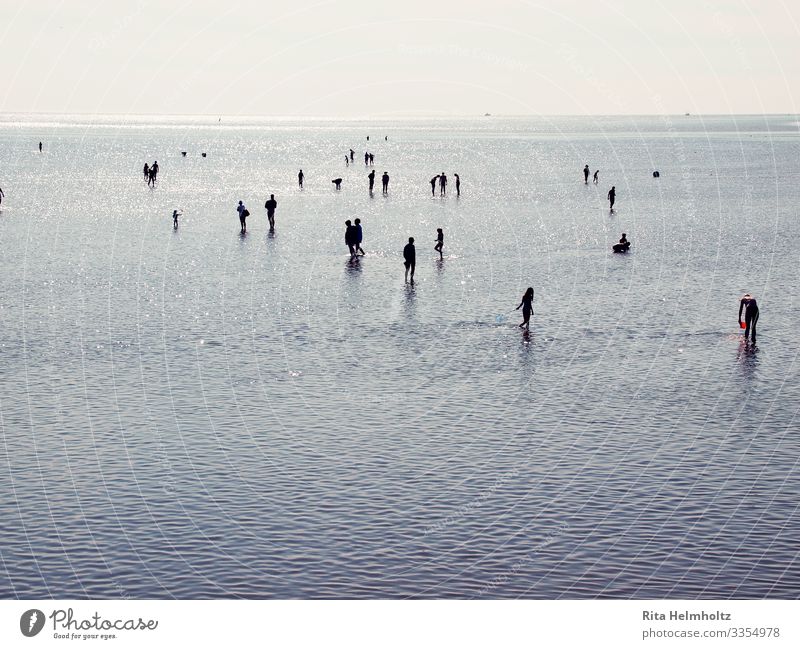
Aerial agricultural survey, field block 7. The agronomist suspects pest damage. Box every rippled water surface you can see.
[1,114,799,598]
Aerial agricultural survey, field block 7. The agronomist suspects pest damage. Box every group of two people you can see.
[235,195,278,233]
[430,173,460,197]
[143,161,159,187]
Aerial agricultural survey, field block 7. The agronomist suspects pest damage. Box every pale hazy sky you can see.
[1,0,798,116]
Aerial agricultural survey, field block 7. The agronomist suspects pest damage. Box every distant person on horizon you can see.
[237,200,248,233]
[382,171,389,194]
[608,185,616,211]
[454,173,461,196]
[739,293,759,344]
[354,218,365,255]
[298,169,304,188]
[368,170,375,193]
[345,220,358,259]
[434,228,444,259]
[39,141,42,153]
[516,287,534,330]
[430,175,439,196]
[439,172,447,196]
[264,194,278,230]
[403,237,416,283]
[593,170,599,184]
[584,165,590,183]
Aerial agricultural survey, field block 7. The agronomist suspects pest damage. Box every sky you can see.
[1,0,798,116]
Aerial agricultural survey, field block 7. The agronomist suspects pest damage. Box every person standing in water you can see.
[593,170,599,184]
[368,169,375,193]
[345,155,349,166]
[439,172,447,196]
[403,237,416,283]
[434,228,444,259]
[584,165,590,183]
[298,169,304,188]
[454,173,460,196]
[607,185,616,211]
[430,175,439,196]
[143,163,150,181]
[354,218,365,255]
[0,186,4,206]
[345,220,358,259]
[172,209,181,228]
[264,194,278,230]
[237,200,248,233]
[39,141,42,153]
[349,149,355,162]
[369,153,374,165]
[515,287,534,330]
[738,293,759,343]
[364,151,369,166]
[382,171,389,194]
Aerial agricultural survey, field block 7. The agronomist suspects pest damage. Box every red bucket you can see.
[739,322,746,329]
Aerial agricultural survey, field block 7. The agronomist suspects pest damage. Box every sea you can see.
[0,114,798,598]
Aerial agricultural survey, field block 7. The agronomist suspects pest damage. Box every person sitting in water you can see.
[612,233,630,253]
[738,293,759,343]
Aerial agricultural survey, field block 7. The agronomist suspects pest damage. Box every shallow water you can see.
[1,114,799,598]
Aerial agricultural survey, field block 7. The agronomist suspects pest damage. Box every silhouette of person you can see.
[593,170,599,184]
[143,163,149,180]
[345,155,349,166]
[369,153,374,165]
[430,175,439,196]
[354,218,365,255]
[172,209,180,228]
[739,293,759,343]
[332,178,343,190]
[0,186,4,206]
[382,171,389,194]
[368,170,375,192]
[38,141,42,153]
[350,149,355,162]
[608,185,616,211]
[516,287,534,329]
[439,172,447,196]
[612,233,630,253]
[237,200,248,233]
[148,166,156,187]
[364,151,369,165]
[385,136,388,141]
[403,237,416,283]
[584,164,589,183]
[298,169,304,188]
[434,228,444,259]
[454,173,460,196]
[264,194,277,230]
[367,136,370,141]
[345,220,358,258]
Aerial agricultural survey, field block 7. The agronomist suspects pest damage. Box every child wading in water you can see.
[434,228,444,259]
[516,287,534,329]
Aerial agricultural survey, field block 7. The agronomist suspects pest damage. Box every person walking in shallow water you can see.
[439,172,447,196]
[172,209,180,228]
[382,171,389,194]
[434,228,444,259]
[39,141,42,153]
[403,237,416,282]
[739,293,759,344]
[345,220,358,259]
[237,200,249,233]
[298,169,304,188]
[607,185,616,211]
[454,173,460,196]
[264,194,277,230]
[354,218,365,255]
[593,170,599,184]
[143,163,150,181]
[430,175,439,196]
[368,169,375,193]
[516,287,534,330]
[584,165,590,183]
